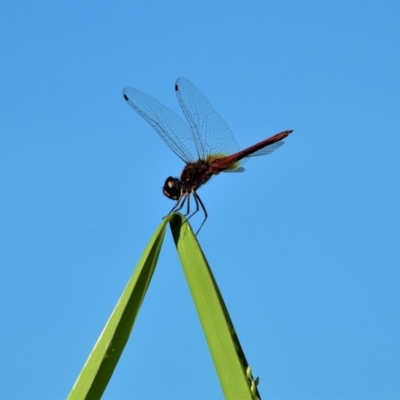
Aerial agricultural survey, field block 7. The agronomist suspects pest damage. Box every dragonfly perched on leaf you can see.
[123,78,292,234]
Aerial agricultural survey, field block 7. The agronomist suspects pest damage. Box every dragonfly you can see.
[123,78,292,234]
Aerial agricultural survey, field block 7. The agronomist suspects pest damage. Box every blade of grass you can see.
[68,218,169,400]
[169,214,260,400]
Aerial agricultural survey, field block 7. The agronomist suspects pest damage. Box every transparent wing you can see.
[123,87,198,163]
[242,141,284,158]
[223,167,246,173]
[175,77,240,160]
[221,141,285,173]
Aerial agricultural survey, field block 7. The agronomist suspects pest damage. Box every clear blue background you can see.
[1,1,399,399]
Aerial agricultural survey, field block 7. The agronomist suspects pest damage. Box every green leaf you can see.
[169,214,260,400]
[68,213,260,399]
[67,218,169,400]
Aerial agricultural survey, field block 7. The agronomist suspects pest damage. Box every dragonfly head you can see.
[163,177,181,200]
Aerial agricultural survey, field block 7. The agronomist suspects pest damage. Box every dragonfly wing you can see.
[223,167,245,173]
[123,87,197,163]
[242,141,285,157]
[222,141,285,172]
[175,78,240,160]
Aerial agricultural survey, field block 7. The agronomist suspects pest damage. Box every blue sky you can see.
[1,1,399,399]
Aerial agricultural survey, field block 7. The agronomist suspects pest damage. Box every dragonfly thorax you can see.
[163,161,217,201]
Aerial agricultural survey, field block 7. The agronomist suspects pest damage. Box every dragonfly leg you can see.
[182,193,191,217]
[185,191,208,235]
[164,195,187,218]
[166,192,207,235]
[192,192,208,235]
[165,194,192,235]
[186,192,199,222]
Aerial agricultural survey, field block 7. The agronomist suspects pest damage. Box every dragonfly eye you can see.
[163,177,181,200]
